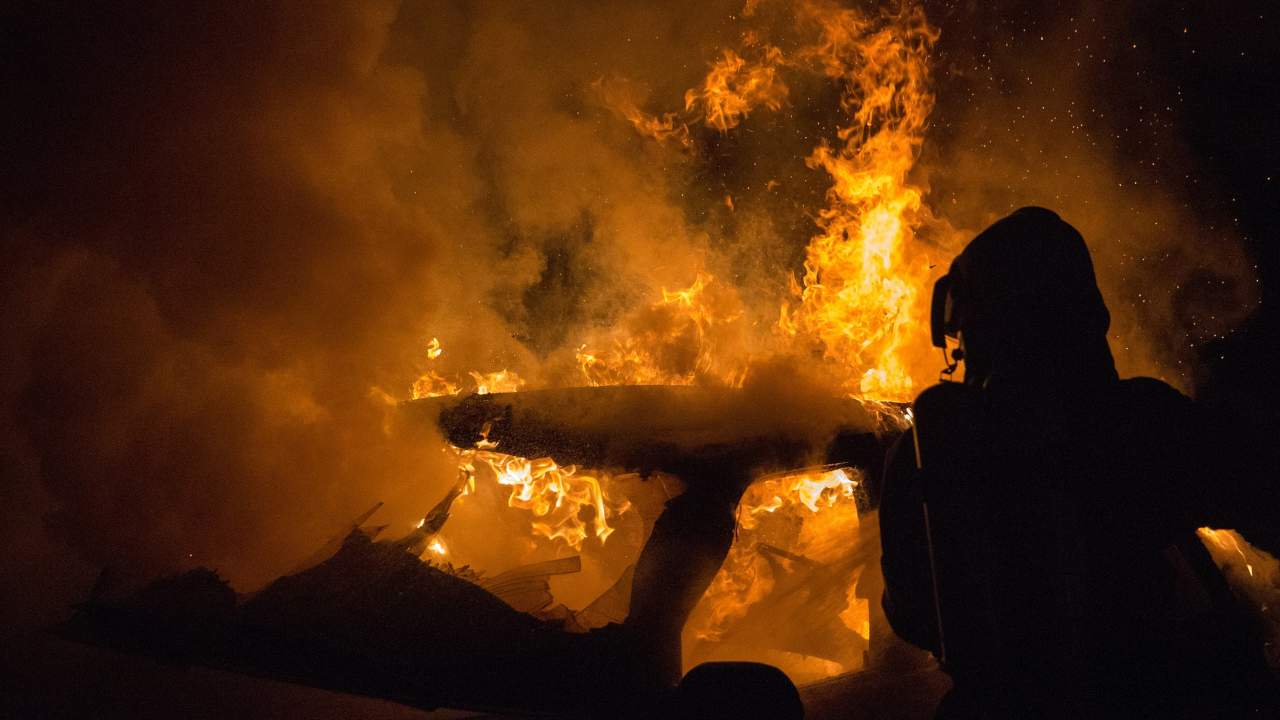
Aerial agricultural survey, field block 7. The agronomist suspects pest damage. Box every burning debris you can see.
[410,384,903,682]
[63,374,907,715]
[64,460,820,718]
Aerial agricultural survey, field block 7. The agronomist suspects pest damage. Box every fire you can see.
[410,339,523,399]
[406,0,945,682]
[594,77,692,149]
[741,465,863,528]
[409,340,632,551]
[592,1,943,400]
[777,1,940,401]
[685,45,789,132]
[411,369,458,400]
[690,465,868,648]
[455,446,632,550]
[427,537,449,556]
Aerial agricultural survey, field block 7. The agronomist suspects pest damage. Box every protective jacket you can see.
[880,208,1276,716]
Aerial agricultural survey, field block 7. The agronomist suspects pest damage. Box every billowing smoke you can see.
[0,0,1256,631]
[3,2,475,612]
[0,0,761,627]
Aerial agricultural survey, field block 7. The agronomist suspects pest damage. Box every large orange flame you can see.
[412,0,944,682]
[778,1,939,401]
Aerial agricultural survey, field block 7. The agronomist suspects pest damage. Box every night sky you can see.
[928,0,1277,325]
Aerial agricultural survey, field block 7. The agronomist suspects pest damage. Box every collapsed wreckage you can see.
[61,387,907,718]
[52,385,1280,716]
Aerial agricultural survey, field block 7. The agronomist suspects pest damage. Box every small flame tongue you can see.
[481,451,630,548]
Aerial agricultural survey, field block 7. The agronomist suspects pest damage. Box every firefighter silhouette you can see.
[879,207,1278,717]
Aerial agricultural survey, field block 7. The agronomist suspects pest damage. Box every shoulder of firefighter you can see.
[879,376,1275,694]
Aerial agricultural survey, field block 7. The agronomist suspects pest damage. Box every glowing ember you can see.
[685,46,789,132]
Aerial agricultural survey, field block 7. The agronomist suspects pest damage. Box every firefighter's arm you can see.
[878,430,942,653]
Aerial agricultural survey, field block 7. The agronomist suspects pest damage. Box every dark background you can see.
[1148,0,1279,422]
[984,0,1279,414]
[925,0,1279,412]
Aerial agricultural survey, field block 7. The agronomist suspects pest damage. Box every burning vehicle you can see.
[14,0,1278,717]
[64,3,947,708]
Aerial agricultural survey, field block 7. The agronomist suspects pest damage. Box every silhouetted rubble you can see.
[61,524,710,716]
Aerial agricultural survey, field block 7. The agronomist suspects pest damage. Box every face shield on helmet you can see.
[930,273,960,349]
[930,272,967,380]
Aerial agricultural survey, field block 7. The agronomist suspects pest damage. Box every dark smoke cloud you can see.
[0,0,756,629]
[1,2,403,606]
[3,2,469,619]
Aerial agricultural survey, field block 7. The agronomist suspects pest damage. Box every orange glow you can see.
[575,272,750,388]
[1198,527,1280,669]
[1200,527,1256,578]
[685,46,788,132]
[409,0,946,682]
[777,1,939,401]
[690,465,866,648]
